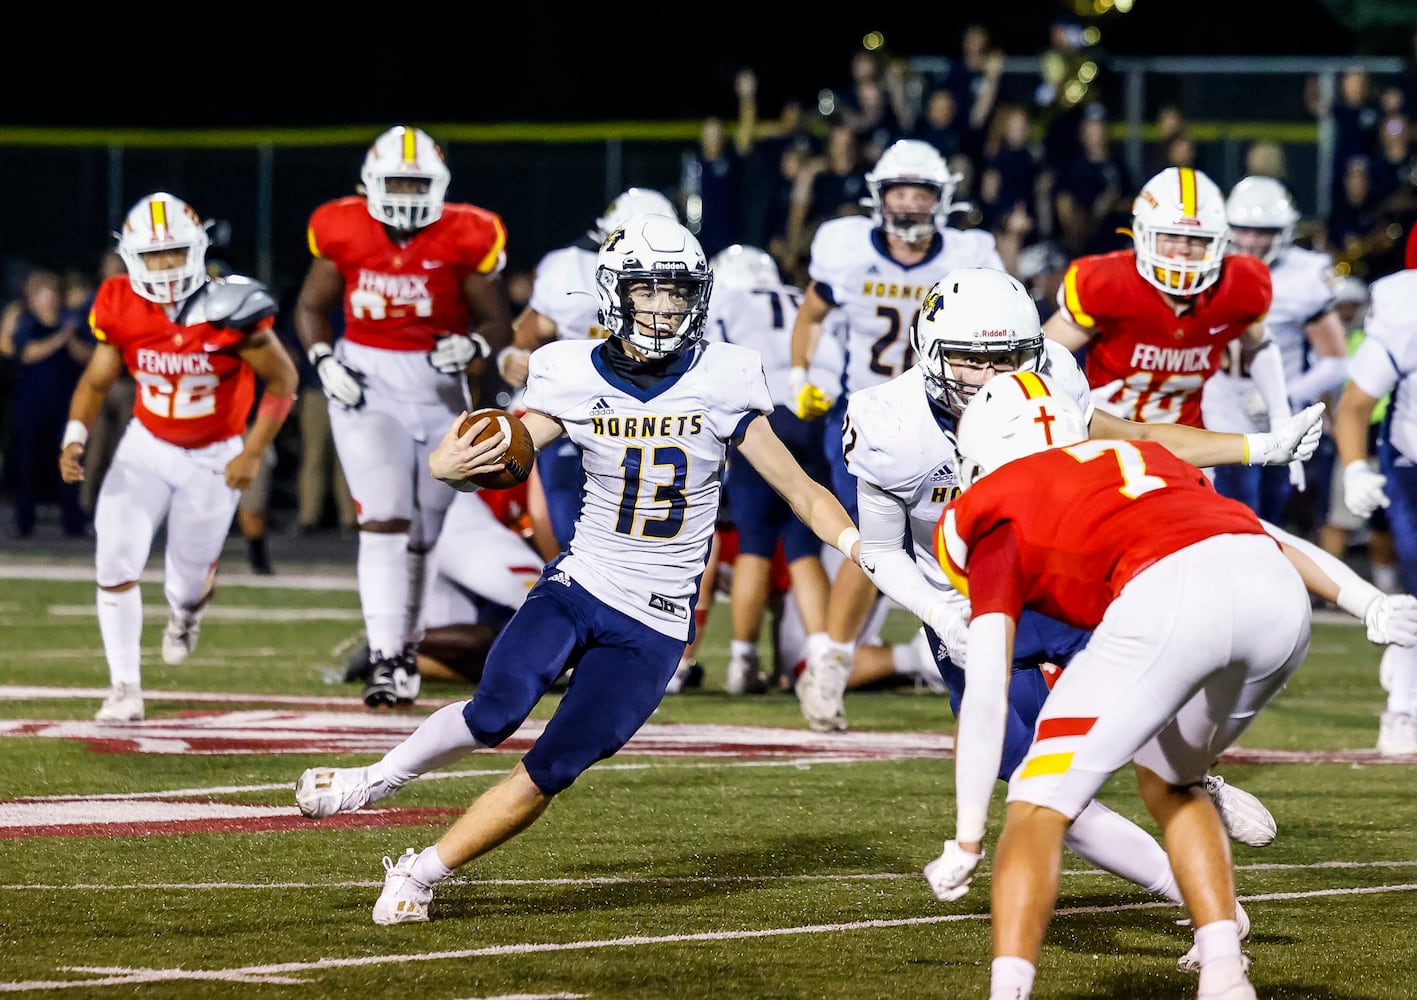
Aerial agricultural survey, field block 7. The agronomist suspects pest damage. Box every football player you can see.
[58,192,298,723]
[1334,262,1417,756]
[786,138,1005,731]
[295,215,861,926]
[1203,175,1349,523]
[939,372,1309,1000]
[1044,167,1294,457]
[294,125,514,710]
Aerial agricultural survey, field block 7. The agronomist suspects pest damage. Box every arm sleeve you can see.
[955,612,1013,843]
[1247,337,1292,422]
[1286,355,1348,409]
[856,479,944,621]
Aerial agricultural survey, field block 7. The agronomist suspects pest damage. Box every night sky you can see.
[8,1,1382,128]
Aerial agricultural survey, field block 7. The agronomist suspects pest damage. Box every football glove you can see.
[1343,460,1389,519]
[789,366,833,421]
[428,332,491,375]
[308,342,365,410]
[925,602,969,667]
[1365,593,1417,647]
[923,840,985,902]
[1246,402,1324,467]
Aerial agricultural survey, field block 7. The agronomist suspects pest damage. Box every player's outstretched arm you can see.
[1262,517,1417,646]
[736,414,859,562]
[1088,403,1325,469]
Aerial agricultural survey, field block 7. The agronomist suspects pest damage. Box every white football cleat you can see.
[372,848,433,925]
[1204,774,1276,847]
[664,658,704,694]
[1178,901,1251,973]
[1378,710,1417,755]
[95,683,144,723]
[296,766,390,818]
[796,646,850,732]
[161,612,201,666]
[725,651,766,695]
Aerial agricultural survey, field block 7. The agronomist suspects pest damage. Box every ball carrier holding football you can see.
[297,214,863,925]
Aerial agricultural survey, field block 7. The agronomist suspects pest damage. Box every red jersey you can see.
[934,439,1271,630]
[90,276,265,449]
[307,197,507,353]
[1057,250,1271,426]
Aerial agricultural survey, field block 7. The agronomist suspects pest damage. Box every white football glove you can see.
[1247,402,1325,467]
[925,602,969,668]
[428,332,491,375]
[308,342,365,410]
[1343,460,1390,519]
[923,840,985,902]
[1365,593,1417,647]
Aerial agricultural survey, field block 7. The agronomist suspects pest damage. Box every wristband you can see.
[1336,580,1382,621]
[834,526,860,559]
[497,346,528,377]
[1242,433,1258,466]
[257,393,295,423]
[307,342,334,366]
[62,419,88,449]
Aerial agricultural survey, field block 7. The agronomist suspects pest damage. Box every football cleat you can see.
[161,612,201,665]
[363,648,420,708]
[372,848,433,925]
[664,658,704,694]
[1178,901,1250,973]
[95,683,144,723]
[725,651,767,695]
[295,765,390,818]
[796,647,851,732]
[1204,774,1276,847]
[1378,711,1417,755]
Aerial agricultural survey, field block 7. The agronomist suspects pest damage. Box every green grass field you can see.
[2,572,1414,999]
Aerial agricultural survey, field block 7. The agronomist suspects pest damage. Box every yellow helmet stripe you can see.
[402,128,417,164]
[1179,167,1198,217]
[1011,371,1050,399]
[150,198,168,238]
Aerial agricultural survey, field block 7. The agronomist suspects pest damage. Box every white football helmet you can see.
[595,213,713,359]
[709,244,780,291]
[360,125,451,231]
[954,370,1088,491]
[116,192,211,305]
[1131,166,1231,296]
[864,139,958,242]
[911,268,1045,416]
[1225,175,1300,265]
[593,187,678,242]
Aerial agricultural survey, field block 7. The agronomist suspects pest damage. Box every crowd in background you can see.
[4,21,1417,572]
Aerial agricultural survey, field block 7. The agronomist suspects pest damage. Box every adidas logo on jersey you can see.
[548,571,572,587]
[929,463,957,482]
[590,397,614,415]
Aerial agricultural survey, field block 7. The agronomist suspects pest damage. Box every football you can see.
[457,407,535,490]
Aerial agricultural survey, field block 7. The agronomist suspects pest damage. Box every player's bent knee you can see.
[98,580,139,593]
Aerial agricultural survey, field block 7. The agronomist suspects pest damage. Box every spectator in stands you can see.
[1050,103,1132,257]
[912,87,966,163]
[5,268,90,538]
[978,104,1044,245]
[1015,240,1069,323]
[788,124,869,255]
[1245,140,1289,181]
[682,115,745,260]
[1311,66,1383,206]
[1327,155,1385,275]
[832,48,912,160]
